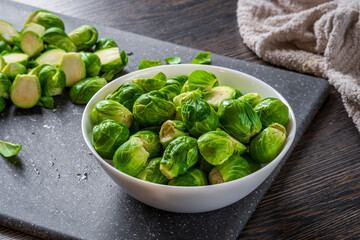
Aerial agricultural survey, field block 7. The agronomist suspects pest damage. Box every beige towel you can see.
[237,0,360,132]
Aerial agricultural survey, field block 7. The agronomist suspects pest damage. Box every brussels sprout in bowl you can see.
[81,64,296,213]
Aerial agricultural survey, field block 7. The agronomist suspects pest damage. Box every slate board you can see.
[0,1,330,239]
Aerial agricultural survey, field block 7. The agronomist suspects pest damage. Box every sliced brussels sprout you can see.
[20,23,45,57]
[10,74,41,109]
[218,99,262,143]
[80,52,101,77]
[2,53,29,67]
[254,98,289,127]
[42,27,77,52]
[168,168,208,186]
[188,70,218,92]
[198,131,247,165]
[32,49,66,67]
[59,52,86,87]
[180,80,190,93]
[195,155,213,175]
[158,84,181,101]
[242,153,261,173]
[130,131,162,158]
[113,137,150,177]
[69,77,107,104]
[250,123,287,163]
[238,93,262,108]
[0,20,20,45]
[138,59,162,70]
[181,91,219,137]
[92,99,133,127]
[160,136,199,179]
[204,85,238,110]
[37,96,54,109]
[0,140,22,157]
[25,10,65,30]
[209,155,252,184]
[0,73,11,98]
[190,51,211,64]
[133,90,176,128]
[131,72,167,92]
[159,120,188,148]
[68,25,98,50]
[2,63,27,81]
[106,82,144,111]
[137,158,168,184]
[92,119,130,159]
[32,64,66,96]
[95,38,118,51]
[164,57,181,65]
[95,47,128,81]
[0,40,12,54]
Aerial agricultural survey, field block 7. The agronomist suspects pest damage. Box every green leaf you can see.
[0,140,22,157]
[138,59,162,70]
[190,52,211,64]
[164,57,181,65]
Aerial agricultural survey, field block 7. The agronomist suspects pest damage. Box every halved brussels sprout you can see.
[131,72,167,92]
[95,47,128,81]
[137,158,168,184]
[80,52,101,77]
[204,85,238,110]
[25,10,65,30]
[250,123,287,163]
[69,77,107,104]
[130,131,162,158]
[168,168,208,186]
[159,120,188,148]
[42,27,77,52]
[198,130,247,165]
[209,155,252,184]
[2,63,27,81]
[92,119,130,159]
[0,40,12,54]
[106,82,144,111]
[37,96,54,109]
[10,74,41,109]
[254,98,289,127]
[36,64,66,96]
[133,90,176,128]
[218,99,262,143]
[92,99,133,127]
[0,97,5,113]
[20,23,45,57]
[113,137,149,177]
[188,70,218,92]
[2,53,29,67]
[0,73,11,98]
[59,52,86,87]
[181,91,219,137]
[95,38,118,51]
[238,93,262,108]
[32,49,65,67]
[68,25,98,50]
[158,84,181,101]
[0,20,20,45]
[160,136,199,179]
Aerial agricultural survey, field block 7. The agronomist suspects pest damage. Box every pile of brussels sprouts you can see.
[0,10,127,112]
[91,69,289,186]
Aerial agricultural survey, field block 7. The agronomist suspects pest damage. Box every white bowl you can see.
[82,64,296,213]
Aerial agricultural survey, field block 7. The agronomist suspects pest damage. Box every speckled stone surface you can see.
[0,1,330,240]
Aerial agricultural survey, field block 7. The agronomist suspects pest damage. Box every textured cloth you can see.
[237,0,360,132]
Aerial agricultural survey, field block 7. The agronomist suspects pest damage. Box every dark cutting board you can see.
[0,1,330,239]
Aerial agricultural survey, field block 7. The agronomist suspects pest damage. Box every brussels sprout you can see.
[254,98,289,127]
[159,120,188,148]
[30,64,66,96]
[168,168,208,186]
[137,158,168,184]
[59,52,86,87]
[173,90,200,107]
[131,72,167,92]
[32,49,66,67]
[0,140,22,157]
[158,84,181,101]
[160,136,199,179]
[129,119,140,135]
[181,80,190,93]
[80,52,101,77]
[95,38,118,50]
[19,23,45,57]
[166,75,188,88]
[218,99,262,143]
[95,47,128,81]
[37,96,54,109]
[181,91,219,137]
[204,85,238,110]
[209,155,252,184]
[10,74,41,109]
[164,57,181,65]
[190,51,211,64]
[138,59,162,70]
[92,99,133,127]
[188,70,218,92]
[2,63,27,81]
[106,82,144,111]
[68,25,98,50]
[0,40,12,54]
[250,123,287,163]
[242,153,261,173]
[2,53,29,67]
[42,27,77,52]
[0,97,5,113]
[0,20,20,45]
[113,137,150,177]
[0,73,11,98]
[133,90,176,128]
[198,131,247,165]
[238,93,262,108]
[130,131,162,158]
[69,77,107,104]
[25,10,65,30]
[92,119,130,159]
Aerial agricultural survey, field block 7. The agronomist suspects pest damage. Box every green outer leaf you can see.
[190,51,211,64]
[238,93,262,108]
[25,10,65,30]
[70,77,107,104]
[106,82,144,111]
[137,157,168,184]
[42,27,77,52]
[0,40,12,54]
[37,96,54,109]
[188,70,219,92]
[95,38,118,50]
[80,52,101,77]
[0,73,11,98]
[138,59,162,70]
[164,57,181,65]
[69,25,98,50]
[168,168,208,186]
[0,140,22,157]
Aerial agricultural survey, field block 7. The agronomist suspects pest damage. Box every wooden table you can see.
[1,0,359,239]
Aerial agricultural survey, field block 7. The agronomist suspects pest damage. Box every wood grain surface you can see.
[2,0,360,239]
